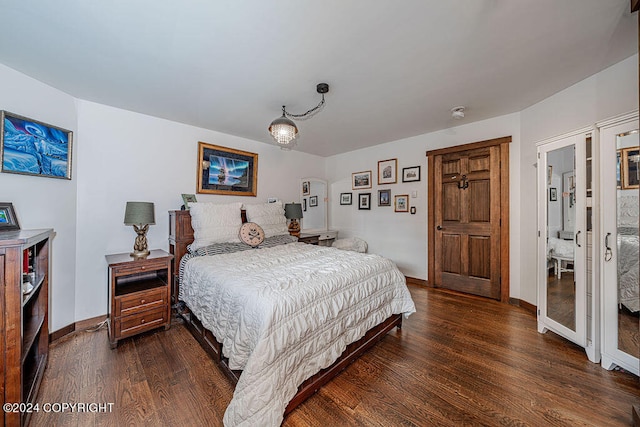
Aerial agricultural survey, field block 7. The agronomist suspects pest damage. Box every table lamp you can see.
[124,201,155,258]
[284,203,303,237]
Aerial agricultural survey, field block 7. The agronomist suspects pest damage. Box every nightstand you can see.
[106,249,173,348]
[298,233,320,245]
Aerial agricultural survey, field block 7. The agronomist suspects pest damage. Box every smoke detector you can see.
[451,106,465,120]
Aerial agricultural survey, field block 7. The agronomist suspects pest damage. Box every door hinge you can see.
[537,309,540,316]
[538,230,540,237]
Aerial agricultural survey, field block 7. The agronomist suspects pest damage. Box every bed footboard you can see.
[178,305,402,415]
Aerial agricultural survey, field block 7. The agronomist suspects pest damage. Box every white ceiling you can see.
[0,1,637,157]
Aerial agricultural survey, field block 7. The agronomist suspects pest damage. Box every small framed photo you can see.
[1,111,73,180]
[302,181,310,196]
[309,195,318,207]
[352,171,372,190]
[378,189,391,207]
[181,193,197,209]
[303,198,307,211]
[358,193,371,210]
[394,194,409,212]
[0,202,20,231]
[549,188,557,201]
[402,166,421,182]
[340,193,352,205]
[410,206,416,215]
[378,158,397,185]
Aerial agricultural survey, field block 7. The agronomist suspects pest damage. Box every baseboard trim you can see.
[49,314,108,343]
[509,297,537,315]
[405,276,429,287]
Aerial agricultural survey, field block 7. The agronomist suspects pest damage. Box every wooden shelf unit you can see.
[0,228,54,427]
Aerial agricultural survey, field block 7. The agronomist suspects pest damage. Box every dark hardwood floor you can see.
[32,284,639,426]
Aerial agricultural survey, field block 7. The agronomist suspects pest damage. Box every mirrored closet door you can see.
[537,130,588,350]
[599,113,639,376]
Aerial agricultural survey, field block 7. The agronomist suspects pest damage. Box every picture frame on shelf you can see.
[181,193,197,209]
[378,189,391,207]
[394,194,409,212]
[1,111,73,180]
[197,141,258,196]
[358,193,371,210]
[340,193,352,205]
[377,158,397,185]
[309,195,318,207]
[0,202,20,231]
[352,170,372,190]
[402,166,421,182]
[621,147,640,189]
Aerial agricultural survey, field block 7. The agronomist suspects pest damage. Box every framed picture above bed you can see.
[197,142,258,196]
[1,111,73,180]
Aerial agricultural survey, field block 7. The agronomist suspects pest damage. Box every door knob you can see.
[436,225,443,230]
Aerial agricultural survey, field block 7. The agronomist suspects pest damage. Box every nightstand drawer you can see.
[298,234,319,245]
[116,306,167,338]
[115,287,168,317]
[113,259,169,276]
[318,231,338,240]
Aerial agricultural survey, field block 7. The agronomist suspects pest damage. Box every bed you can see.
[168,202,416,426]
[617,195,639,313]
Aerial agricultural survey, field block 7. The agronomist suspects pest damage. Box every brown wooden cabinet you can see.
[106,249,173,348]
[0,228,53,427]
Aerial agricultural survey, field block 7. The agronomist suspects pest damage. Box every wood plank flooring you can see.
[31,284,640,426]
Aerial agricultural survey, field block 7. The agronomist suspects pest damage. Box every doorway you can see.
[427,136,510,301]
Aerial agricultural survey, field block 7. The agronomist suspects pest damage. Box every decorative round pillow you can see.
[239,222,265,247]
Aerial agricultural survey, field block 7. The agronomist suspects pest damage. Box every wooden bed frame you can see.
[168,209,403,415]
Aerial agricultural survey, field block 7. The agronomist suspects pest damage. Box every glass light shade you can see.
[269,115,298,147]
[284,203,303,220]
[124,201,156,226]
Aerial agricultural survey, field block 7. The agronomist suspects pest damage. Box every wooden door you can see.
[427,137,510,301]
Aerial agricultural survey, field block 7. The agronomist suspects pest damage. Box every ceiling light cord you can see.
[283,94,326,120]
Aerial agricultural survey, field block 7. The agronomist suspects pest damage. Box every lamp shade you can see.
[124,201,156,226]
[268,114,298,146]
[284,203,303,220]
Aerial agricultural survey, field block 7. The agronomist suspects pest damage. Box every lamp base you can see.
[288,219,300,237]
[130,249,150,259]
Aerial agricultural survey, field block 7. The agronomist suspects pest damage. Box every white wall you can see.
[326,113,522,298]
[520,54,639,304]
[74,101,325,322]
[0,63,78,332]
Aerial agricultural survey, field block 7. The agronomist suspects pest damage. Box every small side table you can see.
[106,249,173,348]
[298,233,320,245]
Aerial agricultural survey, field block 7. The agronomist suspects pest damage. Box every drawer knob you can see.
[141,318,146,324]
[141,266,146,270]
[140,299,146,304]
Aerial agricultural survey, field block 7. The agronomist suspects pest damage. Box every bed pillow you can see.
[244,202,289,238]
[189,202,243,250]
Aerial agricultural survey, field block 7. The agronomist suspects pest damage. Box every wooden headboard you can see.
[168,209,247,302]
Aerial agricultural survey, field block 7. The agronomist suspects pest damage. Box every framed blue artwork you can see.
[1,111,73,180]
[197,142,258,196]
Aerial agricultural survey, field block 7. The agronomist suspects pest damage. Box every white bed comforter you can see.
[181,242,416,426]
